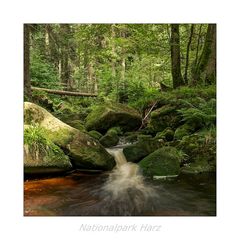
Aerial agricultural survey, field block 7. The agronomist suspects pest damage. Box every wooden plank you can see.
[31,87,97,97]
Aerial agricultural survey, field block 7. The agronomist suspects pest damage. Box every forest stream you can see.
[24,144,216,216]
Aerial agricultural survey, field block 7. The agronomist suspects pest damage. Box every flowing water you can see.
[24,146,216,216]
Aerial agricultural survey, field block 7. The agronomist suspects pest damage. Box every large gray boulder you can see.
[24,102,115,170]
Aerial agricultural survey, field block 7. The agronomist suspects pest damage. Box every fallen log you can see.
[31,87,97,97]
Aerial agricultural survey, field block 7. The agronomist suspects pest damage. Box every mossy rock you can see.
[99,129,119,147]
[88,130,103,140]
[176,129,216,171]
[24,102,115,170]
[107,127,123,135]
[123,144,149,163]
[24,125,72,174]
[123,135,163,163]
[124,133,139,143]
[138,147,181,177]
[174,124,194,140]
[85,102,141,133]
[65,119,86,132]
[53,102,91,124]
[155,127,174,141]
[137,134,153,142]
[181,160,216,174]
[147,104,181,133]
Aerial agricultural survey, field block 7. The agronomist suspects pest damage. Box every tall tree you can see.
[24,24,32,100]
[184,24,194,84]
[170,24,184,88]
[194,24,216,84]
[60,24,71,89]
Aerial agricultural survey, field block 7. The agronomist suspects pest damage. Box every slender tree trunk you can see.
[195,24,216,85]
[195,24,203,65]
[184,24,194,84]
[60,24,71,90]
[87,61,95,93]
[111,24,116,79]
[170,24,184,88]
[24,24,32,100]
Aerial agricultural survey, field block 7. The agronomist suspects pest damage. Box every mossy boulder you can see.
[88,130,103,140]
[24,125,72,174]
[99,129,119,147]
[24,102,115,170]
[155,127,174,141]
[174,124,194,140]
[54,101,90,123]
[123,135,163,163]
[124,132,139,143]
[138,147,181,177]
[177,129,216,172]
[123,145,149,163]
[147,104,181,133]
[181,160,216,174]
[85,103,141,133]
[64,119,86,132]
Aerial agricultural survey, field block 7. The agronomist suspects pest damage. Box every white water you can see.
[101,147,158,215]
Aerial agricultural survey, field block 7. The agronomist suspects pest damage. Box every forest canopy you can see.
[24,24,216,103]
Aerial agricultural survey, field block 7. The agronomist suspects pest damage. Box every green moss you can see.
[174,124,194,140]
[148,105,181,133]
[24,125,72,172]
[151,105,175,118]
[88,130,103,140]
[107,126,123,135]
[45,127,75,147]
[65,119,86,132]
[181,159,215,174]
[99,132,119,147]
[24,102,116,171]
[124,132,139,143]
[123,135,163,163]
[139,147,181,177]
[137,134,152,141]
[68,133,115,170]
[177,128,216,171]
[24,107,44,125]
[123,144,149,163]
[155,127,174,141]
[85,102,141,133]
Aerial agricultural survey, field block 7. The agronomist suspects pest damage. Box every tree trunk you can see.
[194,24,216,85]
[184,24,194,84]
[111,24,116,79]
[31,87,97,97]
[24,24,32,100]
[195,24,203,66]
[170,24,184,88]
[60,24,71,90]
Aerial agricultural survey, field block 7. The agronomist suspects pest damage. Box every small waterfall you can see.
[106,148,127,167]
[99,147,159,215]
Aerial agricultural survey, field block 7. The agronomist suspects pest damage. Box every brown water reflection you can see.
[24,172,216,216]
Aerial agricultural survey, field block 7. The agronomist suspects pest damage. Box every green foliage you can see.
[30,51,59,88]
[24,125,67,160]
[177,98,216,128]
[138,147,181,177]
[88,130,103,140]
[129,88,161,111]
[177,126,216,170]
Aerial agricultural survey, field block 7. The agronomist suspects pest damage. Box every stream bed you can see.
[24,171,216,216]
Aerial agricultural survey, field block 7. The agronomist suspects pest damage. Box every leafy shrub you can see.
[177,98,216,129]
[30,51,59,88]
